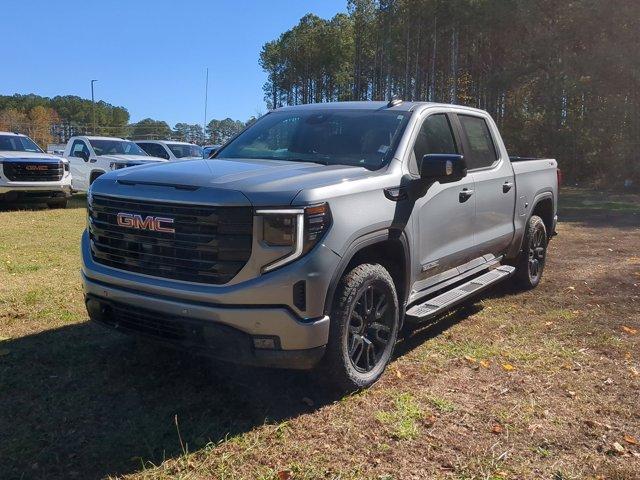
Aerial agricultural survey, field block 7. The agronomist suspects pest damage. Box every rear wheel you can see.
[322,263,399,391]
[514,215,547,289]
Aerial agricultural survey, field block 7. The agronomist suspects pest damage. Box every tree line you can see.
[260,0,640,186]
[0,94,249,148]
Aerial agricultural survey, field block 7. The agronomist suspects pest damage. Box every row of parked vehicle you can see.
[0,132,220,208]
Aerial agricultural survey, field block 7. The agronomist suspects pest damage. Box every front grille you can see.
[89,195,253,284]
[104,299,188,341]
[3,160,64,181]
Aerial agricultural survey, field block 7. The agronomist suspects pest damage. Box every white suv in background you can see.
[64,136,167,192]
[135,140,203,161]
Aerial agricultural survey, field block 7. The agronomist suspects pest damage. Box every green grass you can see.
[427,395,456,413]
[559,187,640,213]
[375,392,424,440]
[1,189,639,480]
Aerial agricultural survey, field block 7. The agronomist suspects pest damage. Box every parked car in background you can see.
[46,143,66,156]
[82,101,558,390]
[64,136,167,192]
[0,132,71,208]
[135,140,203,161]
[202,144,221,158]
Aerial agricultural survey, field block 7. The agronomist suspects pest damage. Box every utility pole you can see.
[91,79,98,134]
[203,68,209,144]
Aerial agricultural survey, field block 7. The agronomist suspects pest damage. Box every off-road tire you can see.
[47,198,68,209]
[514,215,547,290]
[321,263,399,391]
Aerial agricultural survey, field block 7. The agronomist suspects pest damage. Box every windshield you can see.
[89,139,149,156]
[216,109,410,169]
[0,135,44,153]
[167,143,203,158]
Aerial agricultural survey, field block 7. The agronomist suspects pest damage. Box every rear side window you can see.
[410,114,458,174]
[139,143,169,159]
[458,115,498,169]
[70,140,90,158]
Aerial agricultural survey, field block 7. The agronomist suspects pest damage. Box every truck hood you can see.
[105,157,376,205]
[98,154,167,164]
[0,151,64,162]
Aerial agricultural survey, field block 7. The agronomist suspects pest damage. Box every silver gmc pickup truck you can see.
[82,101,558,390]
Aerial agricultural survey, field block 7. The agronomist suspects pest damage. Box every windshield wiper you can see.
[287,158,330,166]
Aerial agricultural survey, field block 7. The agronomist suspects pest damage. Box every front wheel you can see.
[321,263,399,391]
[514,215,547,289]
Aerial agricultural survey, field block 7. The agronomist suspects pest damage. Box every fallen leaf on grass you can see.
[479,359,490,368]
[612,442,625,454]
[621,326,638,335]
[502,363,515,371]
[464,355,477,364]
[423,414,437,427]
[277,470,292,480]
[492,424,504,434]
[624,435,638,445]
[395,369,403,379]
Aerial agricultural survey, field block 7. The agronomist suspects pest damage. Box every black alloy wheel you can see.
[528,223,546,283]
[347,283,394,372]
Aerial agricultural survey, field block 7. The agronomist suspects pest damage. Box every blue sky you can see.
[3,0,346,126]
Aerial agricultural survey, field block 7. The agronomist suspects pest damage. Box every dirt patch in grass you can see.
[1,190,639,479]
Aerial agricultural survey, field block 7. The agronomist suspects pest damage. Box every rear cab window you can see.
[457,115,498,170]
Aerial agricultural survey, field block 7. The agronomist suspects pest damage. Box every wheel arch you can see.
[531,194,554,239]
[324,229,411,321]
[89,169,106,184]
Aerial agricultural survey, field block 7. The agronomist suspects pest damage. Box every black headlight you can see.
[256,203,331,273]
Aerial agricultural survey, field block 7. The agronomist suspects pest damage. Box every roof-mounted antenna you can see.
[387,97,403,108]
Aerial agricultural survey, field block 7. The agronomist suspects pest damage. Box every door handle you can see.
[503,181,514,193]
[459,188,474,202]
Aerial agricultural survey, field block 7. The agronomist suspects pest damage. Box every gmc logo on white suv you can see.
[116,212,175,233]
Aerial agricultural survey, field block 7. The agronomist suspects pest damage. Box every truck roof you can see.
[83,136,126,141]
[276,100,487,115]
[0,131,27,136]
[134,140,196,146]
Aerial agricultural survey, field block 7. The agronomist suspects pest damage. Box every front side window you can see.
[89,139,149,157]
[458,115,498,169]
[0,134,43,153]
[217,110,410,170]
[411,114,458,173]
[167,143,203,158]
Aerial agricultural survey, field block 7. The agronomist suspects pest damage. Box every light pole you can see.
[91,79,98,134]
[203,68,209,145]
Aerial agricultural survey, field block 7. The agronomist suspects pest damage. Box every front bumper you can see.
[81,230,339,369]
[0,181,72,200]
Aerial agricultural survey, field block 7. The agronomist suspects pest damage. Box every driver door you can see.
[411,113,477,291]
[69,139,92,191]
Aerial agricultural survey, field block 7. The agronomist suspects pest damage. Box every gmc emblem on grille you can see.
[116,212,175,233]
[26,165,49,171]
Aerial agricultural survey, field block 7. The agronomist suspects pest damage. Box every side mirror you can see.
[74,150,89,162]
[420,154,467,183]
